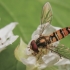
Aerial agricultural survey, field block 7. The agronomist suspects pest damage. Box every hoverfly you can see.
[30,2,70,59]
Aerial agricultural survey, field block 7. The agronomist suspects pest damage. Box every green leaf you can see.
[0,0,70,70]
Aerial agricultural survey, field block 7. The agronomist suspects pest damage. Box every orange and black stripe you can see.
[48,27,70,43]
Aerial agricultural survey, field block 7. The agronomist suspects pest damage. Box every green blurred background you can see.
[0,0,70,70]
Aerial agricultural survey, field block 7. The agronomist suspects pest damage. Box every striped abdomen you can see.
[48,27,70,43]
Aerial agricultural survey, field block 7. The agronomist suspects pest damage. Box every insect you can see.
[30,2,70,59]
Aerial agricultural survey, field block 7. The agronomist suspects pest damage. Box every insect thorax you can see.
[36,36,50,48]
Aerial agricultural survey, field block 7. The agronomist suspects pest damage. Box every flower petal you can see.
[38,63,47,70]
[14,38,27,61]
[0,35,18,52]
[42,52,60,66]
[42,24,56,36]
[21,56,36,65]
[6,35,19,44]
[0,22,18,51]
[0,22,18,44]
[52,41,59,47]
[54,57,70,65]
[52,26,61,30]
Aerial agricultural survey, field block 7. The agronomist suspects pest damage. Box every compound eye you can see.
[31,40,39,53]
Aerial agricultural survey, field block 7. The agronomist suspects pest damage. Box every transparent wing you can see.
[40,2,53,35]
[41,2,53,24]
[32,2,53,38]
[53,45,70,60]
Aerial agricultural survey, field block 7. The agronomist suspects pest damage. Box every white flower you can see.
[14,23,70,70]
[0,22,18,52]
